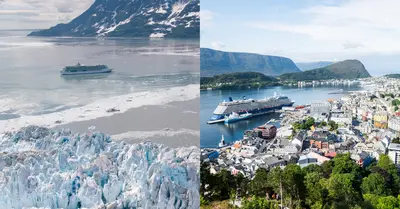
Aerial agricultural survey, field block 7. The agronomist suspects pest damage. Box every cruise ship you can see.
[208,93,294,124]
[61,63,112,75]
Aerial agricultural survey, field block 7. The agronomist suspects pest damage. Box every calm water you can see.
[0,30,199,120]
[200,85,363,148]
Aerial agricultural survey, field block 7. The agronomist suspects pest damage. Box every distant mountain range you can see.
[296,61,334,71]
[200,48,301,77]
[279,60,371,81]
[28,0,199,38]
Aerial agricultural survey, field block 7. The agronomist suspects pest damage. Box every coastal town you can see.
[201,76,400,182]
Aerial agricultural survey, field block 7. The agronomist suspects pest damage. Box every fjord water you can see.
[0,30,199,120]
[200,85,363,148]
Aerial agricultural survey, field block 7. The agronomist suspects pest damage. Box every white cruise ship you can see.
[208,93,294,124]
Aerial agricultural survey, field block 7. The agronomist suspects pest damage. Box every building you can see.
[388,143,400,165]
[311,102,331,114]
[373,111,388,128]
[310,102,331,122]
[389,117,400,133]
[330,111,352,125]
[298,152,330,168]
[351,151,373,167]
[310,130,337,150]
[254,124,277,139]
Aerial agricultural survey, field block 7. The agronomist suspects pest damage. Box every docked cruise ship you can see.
[208,93,295,124]
[61,63,112,75]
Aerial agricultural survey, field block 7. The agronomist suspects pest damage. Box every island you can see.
[200,72,280,90]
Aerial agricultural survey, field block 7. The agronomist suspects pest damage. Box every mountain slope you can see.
[279,60,371,81]
[200,48,301,77]
[28,0,199,38]
[296,61,334,71]
[200,72,280,90]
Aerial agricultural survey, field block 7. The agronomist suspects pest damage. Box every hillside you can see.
[200,48,301,77]
[28,0,199,38]
[279,60,371,81]
[385,74,400,79]
[200,72,280,90]
[296,61,333,71]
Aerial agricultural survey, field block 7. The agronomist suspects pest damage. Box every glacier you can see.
[0,126,200,209]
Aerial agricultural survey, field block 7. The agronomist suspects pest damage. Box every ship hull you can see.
[61,68,112,75]
[224,115,252,124]
[208,101,294,124]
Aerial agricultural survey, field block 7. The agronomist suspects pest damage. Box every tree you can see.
[376,196,399,209]
[214,169,236,200]
[249,168,269,197]
[332,153,362,179]
[302,164,323,174]
[236,172,249,198]
[325,173,362,207]
[282,164,306,208]
[328,120,339,131]
[304,171,328,208]
[304,117,315,129]
[376,155,400,196]
[361,173,389,196]
[201,162,212,197]
[321,160,335,178]
[242,197,279,209]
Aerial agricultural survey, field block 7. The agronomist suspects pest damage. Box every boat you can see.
[218,135,228,148]
[208,93,294,124]
[61,63,112,75]
[224,112,252,124]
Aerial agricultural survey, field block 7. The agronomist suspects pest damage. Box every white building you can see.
[310,102,331,114]
[388,143,400,165]
[389,117,400,133]
[330,111,352,125]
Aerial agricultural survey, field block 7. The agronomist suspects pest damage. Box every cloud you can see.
[248,0,400,55]
[201,10,216,28]
[0,0,94,29]
[211,41,226,50]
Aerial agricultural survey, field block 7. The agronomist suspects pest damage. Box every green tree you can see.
[332,153,362,178]
[235,172,249,198]
[242,196,279,209]
[304,117,315,129]
[282,164,306,208]
[200,162,212,197]
[214,169,236,200]
[302,164,323,174]
[376,155,400,196]
[361,173,389,196]
[328,120,339,131]
[267,167,283,193]
[376,196,399,209]
[249,168,269,197]
[325,173,362,207]
[304,171,328,208]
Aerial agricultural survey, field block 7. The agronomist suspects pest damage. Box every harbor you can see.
[201,76,400,179]
[200,84,362,148]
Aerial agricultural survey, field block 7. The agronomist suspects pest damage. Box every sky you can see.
[201,0,400,76]
[0,0,94,30]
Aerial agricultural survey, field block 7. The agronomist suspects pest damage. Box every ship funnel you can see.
[229,97,233,101]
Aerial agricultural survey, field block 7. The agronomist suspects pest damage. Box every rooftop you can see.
[389,143,400,151]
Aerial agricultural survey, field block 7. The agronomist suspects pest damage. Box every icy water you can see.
[0,30,199,127]
[200,85,363,148]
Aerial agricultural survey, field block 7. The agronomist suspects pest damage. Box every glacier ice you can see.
[0,126,200,209]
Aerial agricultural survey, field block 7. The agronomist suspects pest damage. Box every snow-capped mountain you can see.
[28,0,199,38]
[0,126,200,209]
